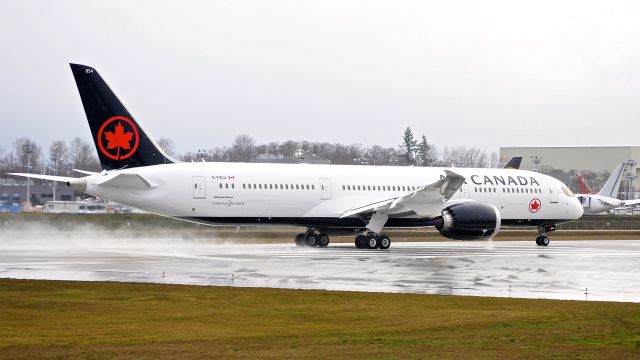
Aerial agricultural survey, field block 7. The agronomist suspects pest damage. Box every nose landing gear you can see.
[535,225,555,246]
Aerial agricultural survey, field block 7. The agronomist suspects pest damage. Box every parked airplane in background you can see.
[576,162,640,215]
[10,64,584,248]
[503,157,522,169]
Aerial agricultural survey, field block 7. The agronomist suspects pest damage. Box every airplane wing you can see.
[340,170,466,218]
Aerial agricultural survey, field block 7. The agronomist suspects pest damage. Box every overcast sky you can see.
[1,0,639,156]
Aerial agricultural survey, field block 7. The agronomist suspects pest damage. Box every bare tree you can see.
[157,137,176,158]
[69,137,100,171]
[266,141,279,155]
[230,134,256,162]
[489,152,500,168]
[12,137,42,173]
[207,147,230,162]
[48,140,70,176]
[279,140,299,158]
[441,146,489,168]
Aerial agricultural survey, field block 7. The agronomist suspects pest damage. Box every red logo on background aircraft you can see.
[529,198,541,213]
[97,116,139,160]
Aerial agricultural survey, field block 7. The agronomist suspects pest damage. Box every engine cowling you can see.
[432,202,501,240]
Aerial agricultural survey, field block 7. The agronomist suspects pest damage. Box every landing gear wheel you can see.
[305,233,318,247]
[318,233,330,248]
[535,236,542,246]
[378,235,391,250]
[355,235,367,249]
[295,233,306,247]
[366,235,379,249]
[540,236,550,246]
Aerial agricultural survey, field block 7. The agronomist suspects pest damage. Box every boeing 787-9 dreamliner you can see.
[10,64,584,249]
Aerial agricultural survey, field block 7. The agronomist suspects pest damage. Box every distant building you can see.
[499,146,640,192]
[0,177,76,207]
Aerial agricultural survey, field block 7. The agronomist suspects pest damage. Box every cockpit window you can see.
[561,186,574,197]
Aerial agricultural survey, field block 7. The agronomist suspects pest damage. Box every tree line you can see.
[168,127,499,168]
[0,127,499,178]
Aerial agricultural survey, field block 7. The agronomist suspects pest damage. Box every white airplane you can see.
[9,64,584,248]
[576,162,640,215]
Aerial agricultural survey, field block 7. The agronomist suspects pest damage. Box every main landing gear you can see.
[295,230,330,248]
[354,233,391,250]
[535,225,555,246]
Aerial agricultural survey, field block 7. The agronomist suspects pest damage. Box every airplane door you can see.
[193,176,206,199]
[319,178,332,200]
[548,183,558,203]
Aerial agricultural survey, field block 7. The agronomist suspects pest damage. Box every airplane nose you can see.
[572,197,584,219]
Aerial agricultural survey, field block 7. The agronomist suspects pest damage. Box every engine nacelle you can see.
[432,202,501,240]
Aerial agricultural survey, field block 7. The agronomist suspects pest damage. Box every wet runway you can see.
[1,237,639,302]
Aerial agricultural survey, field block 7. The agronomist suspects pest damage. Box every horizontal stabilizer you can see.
[8,173,87,192]
[73,169,99,175]
[8,173,80,183]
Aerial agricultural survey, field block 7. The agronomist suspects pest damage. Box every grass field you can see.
[1,279,639,359]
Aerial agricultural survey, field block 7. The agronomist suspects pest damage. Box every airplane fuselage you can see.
[83,162,583,231]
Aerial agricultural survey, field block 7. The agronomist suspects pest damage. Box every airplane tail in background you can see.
[597,163,626,198]
[69,64,176,170]
[503,157,522,169]
[576,174,593,194]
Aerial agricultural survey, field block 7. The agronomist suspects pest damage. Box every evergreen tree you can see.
[417,135,432,166]
[400,126,417,165]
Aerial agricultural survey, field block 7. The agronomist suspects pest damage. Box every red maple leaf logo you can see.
[104,122,134,160]
[529,198,541,213]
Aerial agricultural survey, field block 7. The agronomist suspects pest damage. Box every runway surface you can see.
[1,236,639,302]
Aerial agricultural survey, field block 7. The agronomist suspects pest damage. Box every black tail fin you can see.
[69,63,176,170]
[503,156,522,169]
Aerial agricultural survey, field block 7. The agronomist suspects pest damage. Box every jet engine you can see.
[432,202,501,240]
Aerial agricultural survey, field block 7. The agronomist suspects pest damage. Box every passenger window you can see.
[357,185,361,190]
[232,184,235,189]
[312,185,315,190]
[306,185,309,190]
[367,186,370,191]
[219,183,222,189]
[296,185,299,190]
[285,184,289,189]
[225,183,228,188]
